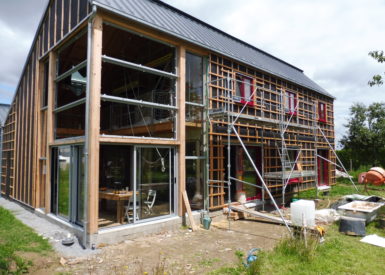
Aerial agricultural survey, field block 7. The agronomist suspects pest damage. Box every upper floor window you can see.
[41,61,49,108]
[235,74,254,106]
[186,52,203,104]
[318,102,327,122]
[285,91,297,115]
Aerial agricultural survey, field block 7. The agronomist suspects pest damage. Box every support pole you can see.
[318,126,358,191]
[226,75,232,231]
[232,125,292,235]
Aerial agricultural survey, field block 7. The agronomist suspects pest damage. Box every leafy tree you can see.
[368,50,385,86]
[340,102,385,168]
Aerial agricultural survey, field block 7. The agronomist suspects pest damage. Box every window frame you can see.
[236,74,254,106]
[318,101,327,123]
[285,91,297,116]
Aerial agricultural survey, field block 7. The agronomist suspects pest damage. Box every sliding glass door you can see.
[57,147,71,219]
[52,145,85,225]
[135,147,175,222]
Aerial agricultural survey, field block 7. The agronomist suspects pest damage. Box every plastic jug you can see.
[290,199,315,227]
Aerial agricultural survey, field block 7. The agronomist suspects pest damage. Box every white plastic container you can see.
[290,200,315,227]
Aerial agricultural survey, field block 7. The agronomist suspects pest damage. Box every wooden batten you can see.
[99,136,179,146]
[45,52,56,213]
[34,56,44,208]
[87,14,103,234]
[177,46,186,217]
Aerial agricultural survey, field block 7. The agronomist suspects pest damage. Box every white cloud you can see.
[165,0,385,143]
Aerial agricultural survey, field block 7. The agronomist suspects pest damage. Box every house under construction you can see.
[1,0,335,247]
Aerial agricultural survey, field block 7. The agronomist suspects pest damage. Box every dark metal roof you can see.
[92,0,333,98]
[0,104,10,127]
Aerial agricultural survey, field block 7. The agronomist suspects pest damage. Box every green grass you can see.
[0,207,52,274]
[295,166,385,201]
[211,223,385,275]
[211,173,385,275]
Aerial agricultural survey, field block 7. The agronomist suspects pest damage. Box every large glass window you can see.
[98,145,175,228]
[57,32,87,75]
[103,24,175,73]
[185,52,206,210]
[136,147,174,220]
[100,24,177,139]
[186,52,203,104]
[101,63,175,106]
[54,29,87,140]
[55,104,85,139]
[100,101,175,138]
[56,67,87,108]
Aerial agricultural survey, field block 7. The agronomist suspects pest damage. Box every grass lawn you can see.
[0,206,52,274]
[211,179,385,275]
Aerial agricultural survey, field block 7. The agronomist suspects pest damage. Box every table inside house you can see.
[99,190,135,224]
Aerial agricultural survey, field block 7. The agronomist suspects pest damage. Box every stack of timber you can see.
[229,204,292,225]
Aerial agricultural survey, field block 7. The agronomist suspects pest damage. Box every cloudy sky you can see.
[0,0,384,145]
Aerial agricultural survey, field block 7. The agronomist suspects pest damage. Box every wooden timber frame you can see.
[207,54,336,210]
[1,0,336,243]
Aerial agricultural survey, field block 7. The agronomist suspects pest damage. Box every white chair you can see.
[124,196,138,223]
[144,189,157,214]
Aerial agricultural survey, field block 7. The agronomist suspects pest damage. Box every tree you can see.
[340,102,385,168]
[368,50,385,86]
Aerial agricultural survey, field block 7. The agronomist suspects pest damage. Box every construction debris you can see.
[315,209,340,224]
[360,234,385,248]
[229,204,291,225]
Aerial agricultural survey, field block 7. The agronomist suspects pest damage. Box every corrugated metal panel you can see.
[92,0,333,98]
[0,104,10,126]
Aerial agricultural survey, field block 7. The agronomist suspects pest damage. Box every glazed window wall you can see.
[185,52,206,210]
[100,23,177,139]
[54,30,87,140]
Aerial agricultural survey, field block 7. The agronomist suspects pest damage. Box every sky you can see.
[0,0,384,145]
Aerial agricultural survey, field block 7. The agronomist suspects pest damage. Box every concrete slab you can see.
[0,198,98,258]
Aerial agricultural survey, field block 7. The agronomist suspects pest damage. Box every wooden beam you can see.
[49,137,85,146]
[100,13,209,56]
[45,51,56,213]
[99,136,179,146]
[87,14,103,234]
[182,191,198,231]
[32,51,40,208]
[178,46,186,216]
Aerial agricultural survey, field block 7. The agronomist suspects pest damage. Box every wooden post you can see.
[32,51,41,208]
[45,51,56,213]
[178,46,186,217]
[87,15,102,234]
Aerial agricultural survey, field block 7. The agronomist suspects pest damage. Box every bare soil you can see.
[31,215,287,274]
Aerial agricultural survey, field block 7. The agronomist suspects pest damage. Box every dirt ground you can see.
[29,215,288,274]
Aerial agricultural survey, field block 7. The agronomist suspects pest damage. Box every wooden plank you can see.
[230,205,292,225]
[49,137,85,146]
[34,58,45,208]
[99,136,179,146]
[182,191,198,231]
[45,51,56,213]
[87,14,103,234]
[178,46,186,216]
